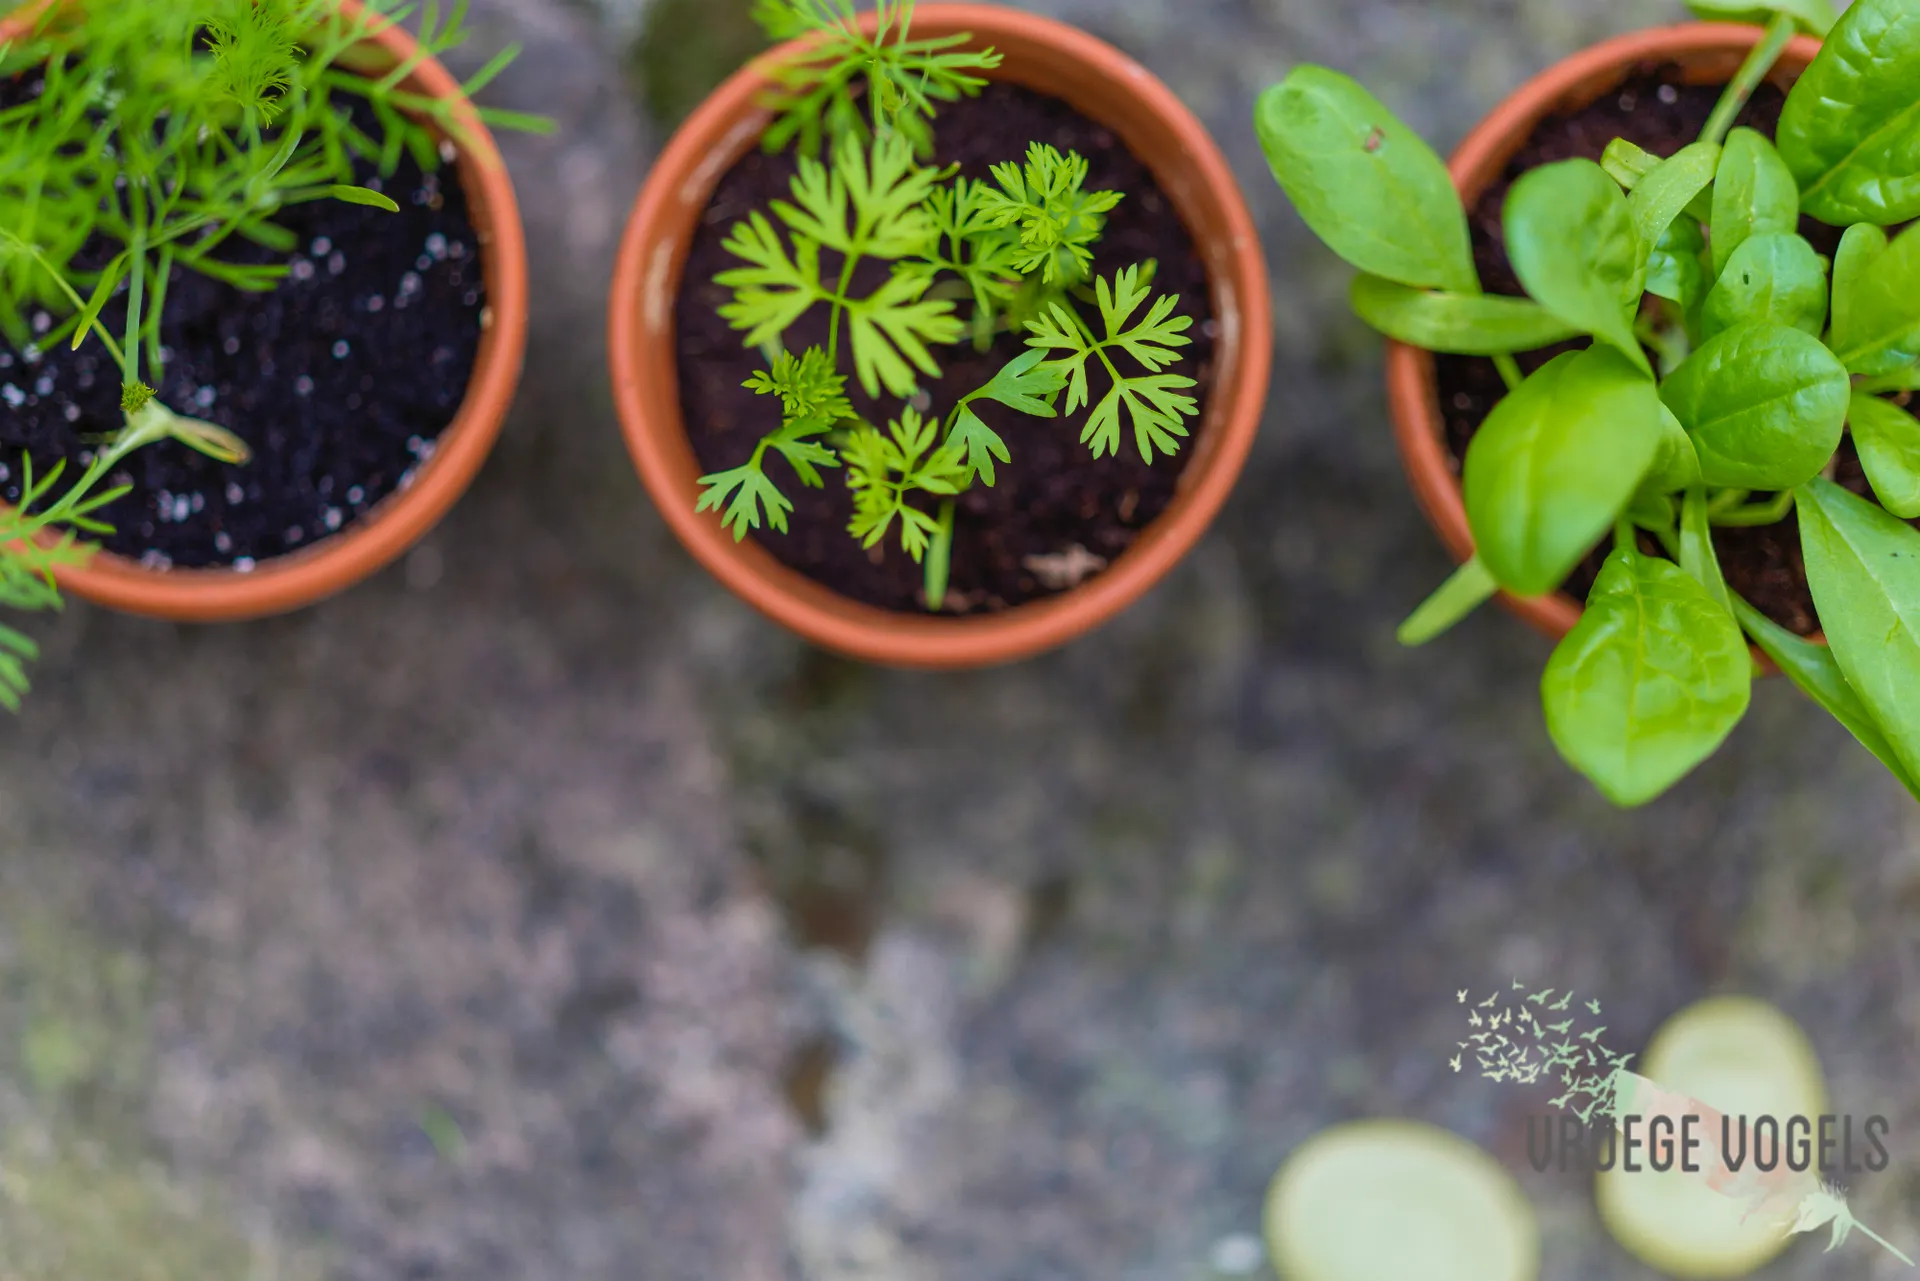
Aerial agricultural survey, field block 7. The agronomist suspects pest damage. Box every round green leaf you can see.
[1463,346,1665,595]
[1709,129,1799,279]
[1595,997,1828,1277]
[1264,1119,1538,1281]
[1646,219,1708,310]
[1658,320,1850,490]
[1698,232,1828,343]
[1628,142,1720,259]
[1542,546,1752,808]
[1640,402,1704,495]
[1849,391,1920,518]
[1798,476,1920,785]
[1732,594,1920,796]
[1685,0,1836,35]
[1778,0,1920,226]
[1505,160,1649,372]
[1256,68,1479,293]
[1349,274,1581,354]
[1828,222,1920,376]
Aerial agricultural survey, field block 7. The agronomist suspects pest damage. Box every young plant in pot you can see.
[609,0,1270,669]
[0,0,546,710]
[1256,0,1920,807]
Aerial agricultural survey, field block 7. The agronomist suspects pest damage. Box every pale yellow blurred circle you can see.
[1264,1118,1538,1281]
[1595,996,1828,1279]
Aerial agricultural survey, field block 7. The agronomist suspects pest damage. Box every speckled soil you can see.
[0,87,483,570]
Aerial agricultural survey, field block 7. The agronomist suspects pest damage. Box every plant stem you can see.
[123,234,146,393]
[923,497,955,611]
[827,251,859,364]
[1701,13,1796,146]
[145,245,174,380]
[1707,487,1752,515]
[1493,353,1524,393]
[1710,489,1795,526]
[1396,554,1498,646]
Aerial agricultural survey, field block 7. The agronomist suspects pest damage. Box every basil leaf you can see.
[1541,545,1752,808]
[1710,128,1799,279]
[1680,486,1735,619]
[1796,476,1920,782]
[1731,593,1920,800]
[1659,320,1850,490]
[1848,390,1920,518]
[1256,68,1479,293]
[1505,159,1650,374]
[1828,222,1920,375]
[1686,0,1837,35]
[1463,346,1665,595]
[1699,232,1829,343]
[1630,142,1721,263]
[1646,218,1709,310]
[1348,274,1582,354]
[1778,0,1920,226]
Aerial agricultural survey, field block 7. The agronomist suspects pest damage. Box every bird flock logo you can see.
[1451,981,1631,1122]
[1451,981,1915,1267]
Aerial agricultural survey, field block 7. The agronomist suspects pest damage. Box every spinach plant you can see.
[1256,0,1920,806]
[697,0,1201,611]
[0,0,550,710]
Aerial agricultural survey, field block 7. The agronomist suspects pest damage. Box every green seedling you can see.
[1257,0,1920,807]
[0,0,550,710]
[697,0,1201,612]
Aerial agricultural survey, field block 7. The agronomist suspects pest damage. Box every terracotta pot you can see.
[0,0,528,622]
[608,4,1271,670]
[1385,22,1826,662]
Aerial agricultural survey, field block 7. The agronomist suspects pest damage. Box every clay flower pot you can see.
[0,0,528,622]
[1385,22,1824,655]
[608,3,1271,670]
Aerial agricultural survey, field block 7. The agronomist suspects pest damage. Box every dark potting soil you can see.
[1434,69,1904,636]
[0,77,485,570]
[676,82,1218,615]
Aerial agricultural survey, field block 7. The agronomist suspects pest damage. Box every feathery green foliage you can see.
[700,3,1201,611]
[749,0,1000,159]
[0,0,549,710]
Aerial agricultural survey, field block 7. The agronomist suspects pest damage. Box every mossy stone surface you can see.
[4,2,1911,1280]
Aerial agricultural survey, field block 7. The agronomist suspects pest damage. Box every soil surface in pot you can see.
[676,82,1218,615]
[0,81,485,570]
[1434,69,1911,637]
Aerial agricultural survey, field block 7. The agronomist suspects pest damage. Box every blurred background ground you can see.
[3,0,1918,1279]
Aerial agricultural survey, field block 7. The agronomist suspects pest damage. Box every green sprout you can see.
[0,0,551,710]
[700,1,1201,611]
[1257,0,1920,807]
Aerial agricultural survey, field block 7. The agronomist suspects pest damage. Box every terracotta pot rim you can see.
[2,0,529,623]
[1382,21,1829,666]
[608,3,1272,670]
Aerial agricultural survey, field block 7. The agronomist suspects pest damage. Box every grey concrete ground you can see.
[4,0,1919,1278]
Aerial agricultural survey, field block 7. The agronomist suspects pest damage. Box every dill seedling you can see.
[0,0,551,710]
[701,0,1203,611]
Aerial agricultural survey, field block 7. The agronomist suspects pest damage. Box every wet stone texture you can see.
[3,1,1918,1279]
